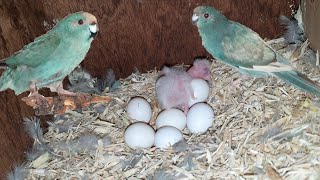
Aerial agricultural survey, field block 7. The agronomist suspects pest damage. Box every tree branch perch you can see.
[21,94,112,115]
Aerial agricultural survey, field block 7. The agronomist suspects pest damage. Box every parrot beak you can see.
[89,23,98,39]
[82,12,98,39]
[192,14,199,24]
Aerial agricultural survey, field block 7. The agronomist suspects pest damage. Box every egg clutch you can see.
[124,58,215,150]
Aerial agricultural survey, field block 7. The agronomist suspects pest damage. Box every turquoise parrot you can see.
[0,12,98,99]
[192,6,320,96]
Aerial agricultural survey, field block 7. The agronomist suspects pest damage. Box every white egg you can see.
[187,103,214,134]
[188,78,210,107]
[127,97,152,123]
[154,126,183,150]
[155,109,187,130]
[124,122,155,149]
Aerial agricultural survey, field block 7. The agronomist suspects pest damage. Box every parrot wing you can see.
[221,22,292,72]
[2,33,61,68]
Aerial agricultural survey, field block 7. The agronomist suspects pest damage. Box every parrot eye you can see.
[204,14,209,18]
[78,19,84,25]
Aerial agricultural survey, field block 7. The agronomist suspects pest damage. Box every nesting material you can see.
[23,39,320,179]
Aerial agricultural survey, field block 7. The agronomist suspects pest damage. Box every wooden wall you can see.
[0,0,297,175]
[302,0,320,51]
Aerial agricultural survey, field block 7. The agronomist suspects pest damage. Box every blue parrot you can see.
[192,6,320,96]
[0,12,98,102]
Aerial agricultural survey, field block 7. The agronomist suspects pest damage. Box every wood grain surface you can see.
[302,0,320,51]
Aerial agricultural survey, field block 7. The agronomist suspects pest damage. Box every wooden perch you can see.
[21,94,112,116]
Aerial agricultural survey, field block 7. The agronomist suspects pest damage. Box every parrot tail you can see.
[273,70,320,97]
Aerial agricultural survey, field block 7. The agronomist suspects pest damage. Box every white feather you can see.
[240,62,293,73]
[6,165,27,180]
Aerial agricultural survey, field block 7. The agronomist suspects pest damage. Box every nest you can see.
[18,38,320,180]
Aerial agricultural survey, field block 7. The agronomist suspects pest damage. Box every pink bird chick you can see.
[156,66,194,114]
[187,58,212,80]
[156,59,211,114]
[156,58,212,114]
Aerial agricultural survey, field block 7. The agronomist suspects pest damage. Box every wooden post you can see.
[302,0,320,51]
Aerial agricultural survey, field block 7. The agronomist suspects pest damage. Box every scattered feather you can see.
[23,117,57,157]
[23,117,44,141]
[260,126,282,142]
[68,66,93,85]
[122,151,144,171]
[279,15,304,45]
[68,81,101,94]
[60,134,99,154]
[172,139,189,152]
[96,68,116,92]
[77,134,99,152]
[6,164,27,180]
[68,66,100,94]
[179,154,195,171]
[47,121,71,133]
[152,169,176,180]
[26,144,47,161]
[102,135,111,148]
[109,80,121,92]
[68,66,119,94]
[271,124,309,141]
[93,104,107,114]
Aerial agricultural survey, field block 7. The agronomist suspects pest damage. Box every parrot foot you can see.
[25,82,49,108]
[26,92,49,108]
